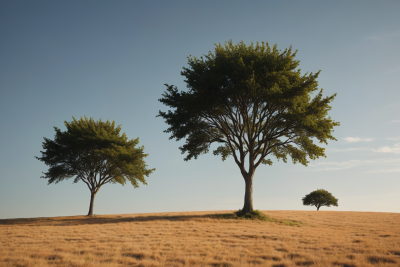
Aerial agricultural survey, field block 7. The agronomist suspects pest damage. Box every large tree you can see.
[36,117,155,216]
[158,41,339,213]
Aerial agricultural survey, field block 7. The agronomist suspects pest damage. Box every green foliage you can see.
[158,40,339,168]
[302,189,338,210]
[235,209,267,219]
[36,116,155,197]
[158,40,339,212]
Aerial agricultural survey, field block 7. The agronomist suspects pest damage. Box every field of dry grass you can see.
[1,210,399,267]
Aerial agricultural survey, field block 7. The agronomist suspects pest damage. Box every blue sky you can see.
[1,1,399,219]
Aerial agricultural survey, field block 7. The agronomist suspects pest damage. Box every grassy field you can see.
[1,210,399,267]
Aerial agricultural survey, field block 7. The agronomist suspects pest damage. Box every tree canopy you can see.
[36,116,155,216]
[302,189,338,210]
[158,40,339,213]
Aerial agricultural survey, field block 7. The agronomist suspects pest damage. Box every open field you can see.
[1,210,399,267]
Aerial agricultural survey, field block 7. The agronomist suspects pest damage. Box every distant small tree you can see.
[302,189,338,211]
[36,117,155,216]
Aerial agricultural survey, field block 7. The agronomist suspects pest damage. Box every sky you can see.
[1,1,399,219]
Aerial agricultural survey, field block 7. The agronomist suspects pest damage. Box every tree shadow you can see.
[0,212,235,227]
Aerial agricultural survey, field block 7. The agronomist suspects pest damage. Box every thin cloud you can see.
[365,168,400,174]
[327,148,373,152]
[389,120,400,123]
[387,69,400,75]
[343,137,372,143]
[385,103,400,108]
[309,158,400,171]
[311,158,400,166]
[387,137,400,140]
[309,161,356,171]
[365,31,400,43]
[373,144,400,154]
[329,143,400,154]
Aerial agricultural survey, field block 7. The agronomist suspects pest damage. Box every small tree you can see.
[158,41,339,213]
[36,116,155,216]
[302,189,338,211]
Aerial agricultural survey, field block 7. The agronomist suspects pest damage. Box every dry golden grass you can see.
[1,210,399,267]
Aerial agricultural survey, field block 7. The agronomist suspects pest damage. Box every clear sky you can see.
[1,1,399,219]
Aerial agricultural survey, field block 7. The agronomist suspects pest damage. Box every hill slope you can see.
[1,210,399,267]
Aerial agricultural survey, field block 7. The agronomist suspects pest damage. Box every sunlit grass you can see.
[1,210,399,266]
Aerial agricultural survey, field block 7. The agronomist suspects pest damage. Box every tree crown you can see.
[36,116,155,187]
[302,189,338,208]
[158,40,339,174]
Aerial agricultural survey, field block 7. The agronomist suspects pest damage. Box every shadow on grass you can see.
[208,210,307,227]
[0,210,307,227]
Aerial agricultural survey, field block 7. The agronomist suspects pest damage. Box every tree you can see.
[158,40,339,213]
[36,117,155,216]
[302,189,338,210]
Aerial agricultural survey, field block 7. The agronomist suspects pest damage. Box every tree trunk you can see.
[242,173,254,213]
[87,191,97,216]
[317,206,320,211]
